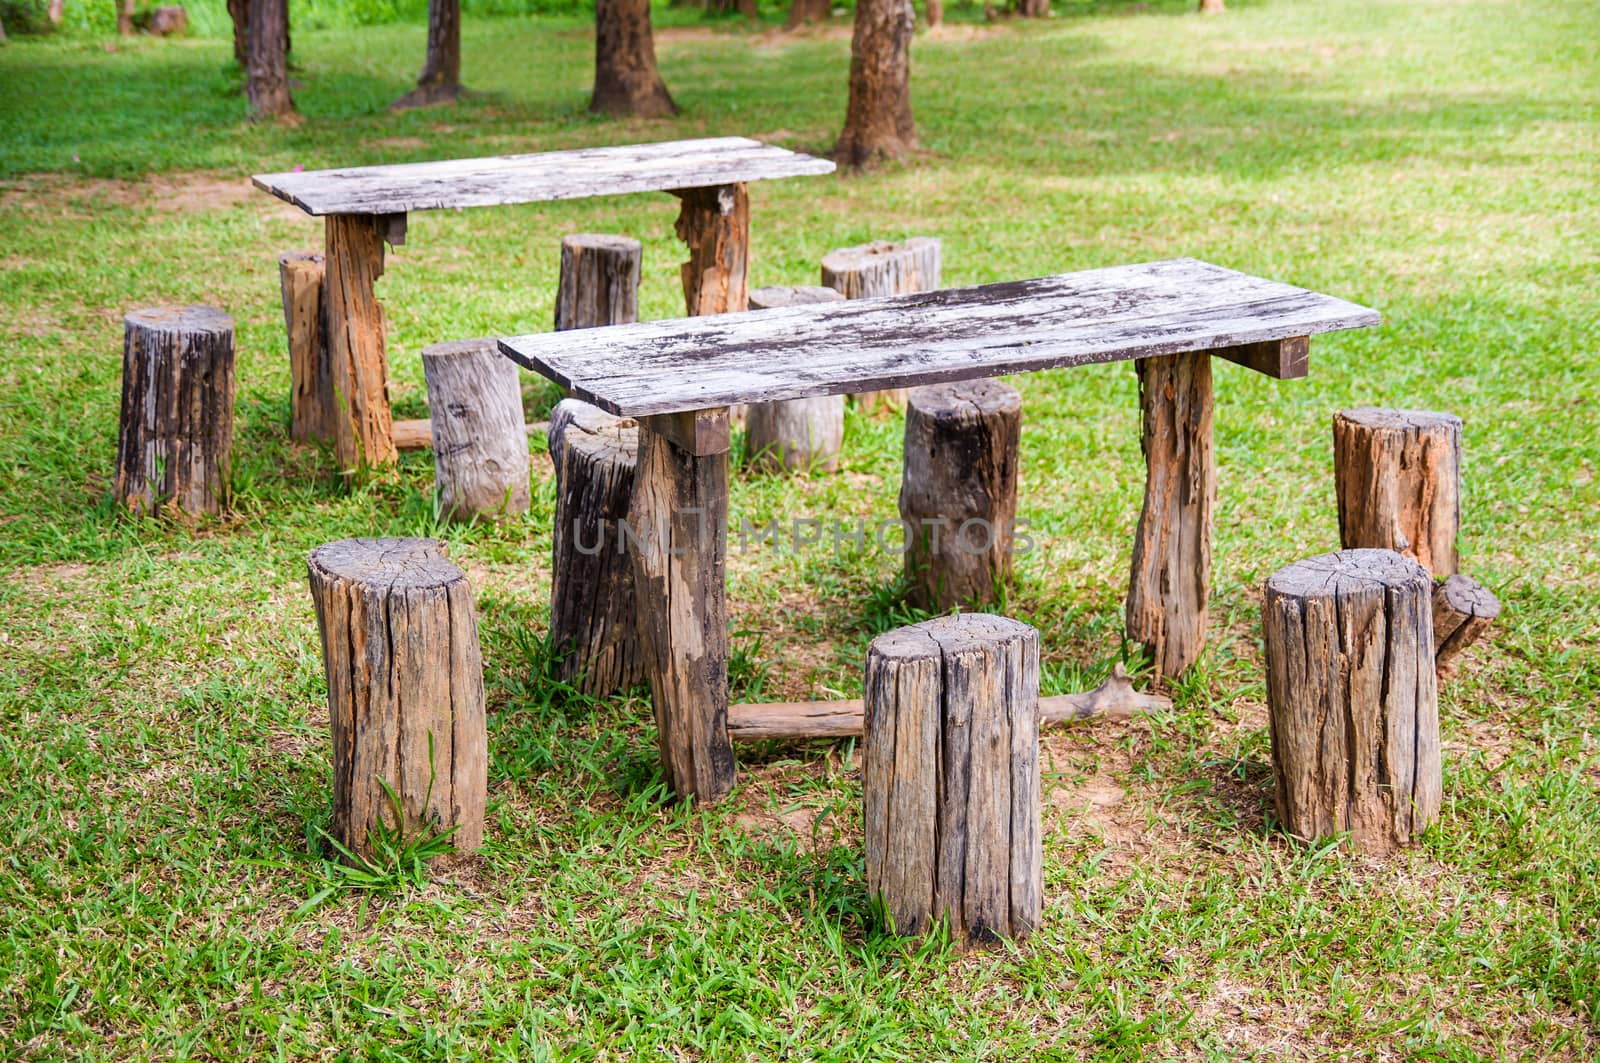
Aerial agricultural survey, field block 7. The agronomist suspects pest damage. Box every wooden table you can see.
[500,257,1380,803]
[253,137,835,470]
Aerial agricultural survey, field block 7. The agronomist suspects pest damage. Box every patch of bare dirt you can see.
[0,171,304,220]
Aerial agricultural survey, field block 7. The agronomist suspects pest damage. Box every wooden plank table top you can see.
[497,258,1381,418]
[252,136,836,217]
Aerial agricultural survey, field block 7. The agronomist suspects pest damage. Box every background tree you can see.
[1014,0,1047,15]
[246,0,297,120]
[116,0,134,34]
[787,0,831,27]
[590,0,677,117]
[835,0,915,167]
[227,0,289,66]
[392,0,463,109]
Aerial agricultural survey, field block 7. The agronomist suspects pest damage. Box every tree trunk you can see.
[556,234,642,331]
[1333,407,1462,577]
[899,379,1021,611]
[308,537,487,865]
[745,285,847,474]
[323,214,397,471]
[591,0,677,118]
[787,0,832,26]
[864,614,1041,944]
[246,0,296,120]
[115,306,236,518]
[1432,574,1501,679]
[1198,0,1225,12]
[1263,549,1440,856]
[835,0,916,168]
[277,251,334,444]
[117,0,134,35]
[1014,0,1048,15]
[924,0,942,27]
[548,400,644,697]
[820,237,941,412]
[392,0,462,110]
[48,0,64,26]
[422,338,530,522]
[1126,352,1215,679]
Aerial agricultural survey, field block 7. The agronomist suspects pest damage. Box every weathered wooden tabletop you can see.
[497,258,1381,418]
[251,136,836,216]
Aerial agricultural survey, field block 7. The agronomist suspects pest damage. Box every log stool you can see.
[744,285,847,473]
[115,306,236,517]
[1263,548,1441,855]
[421,338,531,522]
[308,538,487,863]
[1333,407,1462,575]
[547,399,643,697]
[821,237,941,414]
[863,613,1041,943]
[1433,574,1502,678]
[556,234,643,331]
[899,379,1022,611]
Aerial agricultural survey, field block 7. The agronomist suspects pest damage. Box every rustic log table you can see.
[500,257,1380,803]
[252,137,835,470]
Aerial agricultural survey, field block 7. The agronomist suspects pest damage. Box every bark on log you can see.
[900,379,1021,611]
[820,237,940,413]
[673,184,750,318]
[245,0,296,121]
[392,0,462,110]
[629,411,735,802]
[115,306,236,518]
[556,234,642,332]
[324,214,397,470]
[1263,548,1440,855]
[864,614,1041,943]
[590,0,678,117]
[308,538,487,864]
[835,0,917,168]
[1333,407,1462,577]
[1127,351,1215,679]
[1432,574,1501,678]
[744,285,847,474]
[422,338,530,522]
[277,251,334,444]
[548,399,644,697]
[728,662,1168,742]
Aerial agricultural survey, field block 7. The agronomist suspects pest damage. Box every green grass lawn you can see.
[2,0,1598,1057]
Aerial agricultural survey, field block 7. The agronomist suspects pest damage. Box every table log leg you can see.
[324,214,398,470]
[628,408,735,802]
[1127,351,1215,679]
[672,183,750,316]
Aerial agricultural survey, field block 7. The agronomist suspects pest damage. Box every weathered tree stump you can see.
[547,399,643,697]
[744,285,847,474]
[114,306,236,517]
[421,338,530,522]
[324,214,397,471]
[1127,351,1215,679]
[1263,548,1441,855]
[556,234,642,332]
[1333,407,1462,576]
[629,409,736,802]
[308,537,487,863]
[1433,574,1501,678]
[821,238,941,414]
[863,613,1041,943]
[277,250,333,443]
[673,185,749,317]
[899,379,1021,611]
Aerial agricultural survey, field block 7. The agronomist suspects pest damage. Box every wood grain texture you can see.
[499,258,1380,418]
[422,338,531,522]
[1213,335,1310,379]
[1334,407,1462,576]
[114,306,236,517]
[899,379,1021,611]
[745,285,848,474]
[821,237,940,412]
[277,251,333,443]
[863,614,1041,943]
[307,537,487,864]
[547,400,643,697]
[1126,351,1215,679]
[728,663,1168,741]
[253,137,834,216]
[629,416,736,802]
[673,183,749,317]
[556,234,642,332]
[1432,574,1501,678]
[324,214,397,470]
[1263,548,1440,855]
